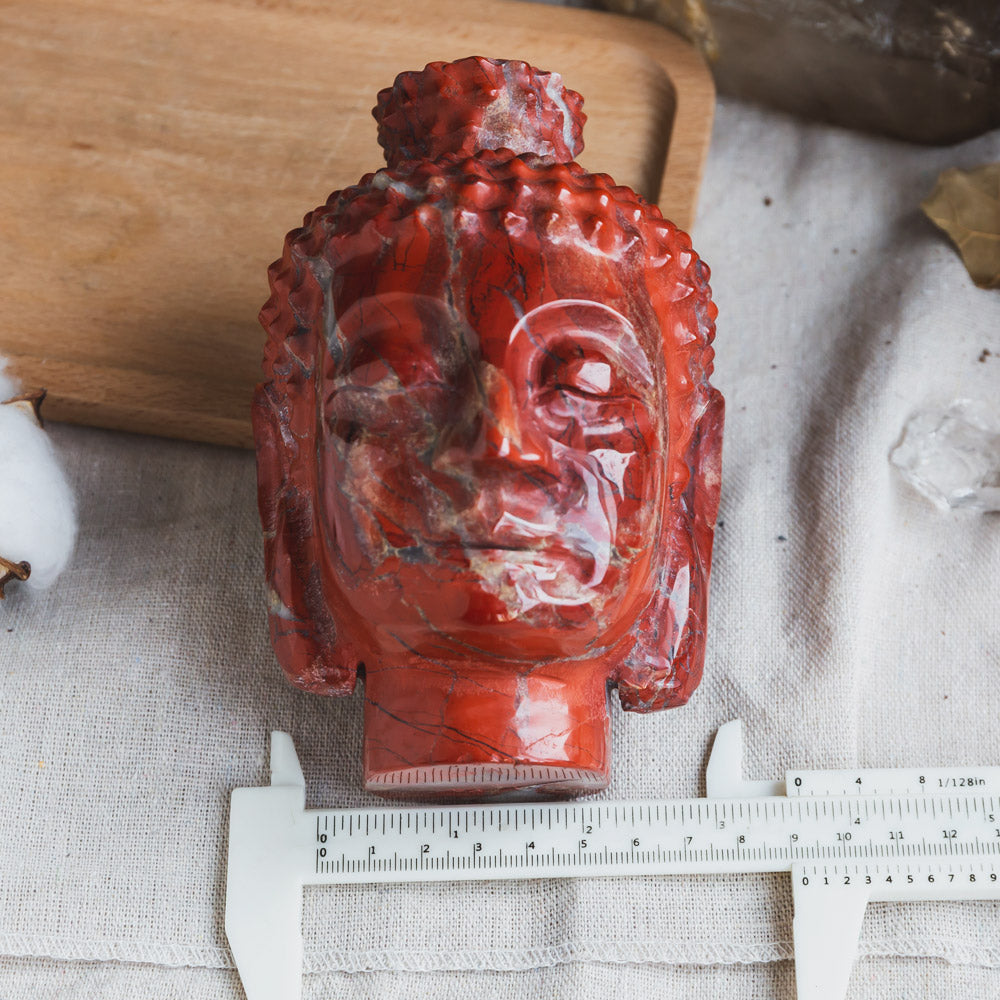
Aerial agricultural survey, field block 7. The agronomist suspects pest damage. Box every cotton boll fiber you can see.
[0,363,77,590]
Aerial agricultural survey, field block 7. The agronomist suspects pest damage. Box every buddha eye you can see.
[342,359,400,390]
[560,359,613,396]
[540,350,622,399]
[340,332,452,391]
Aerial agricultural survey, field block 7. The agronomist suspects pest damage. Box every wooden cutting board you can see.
[0,0,714,447]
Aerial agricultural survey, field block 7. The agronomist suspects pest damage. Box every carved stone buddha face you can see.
[323,264,663,662]
[254,57,723,797]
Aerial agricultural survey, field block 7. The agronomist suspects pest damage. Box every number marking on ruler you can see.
[225,721,1000,1000]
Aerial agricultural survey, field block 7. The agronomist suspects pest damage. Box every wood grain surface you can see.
[0,0,715,446]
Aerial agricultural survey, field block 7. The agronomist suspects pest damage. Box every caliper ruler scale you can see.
[225,721,1000,1000]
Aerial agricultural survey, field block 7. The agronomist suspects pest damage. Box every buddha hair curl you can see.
[255,56,723,710]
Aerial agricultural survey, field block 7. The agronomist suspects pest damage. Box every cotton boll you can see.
[0,370,18,403]
[0,364,77,592]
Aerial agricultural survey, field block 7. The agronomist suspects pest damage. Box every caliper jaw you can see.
[706,720,872,1000]
[705,719,785,799]
[226,732,306,1000]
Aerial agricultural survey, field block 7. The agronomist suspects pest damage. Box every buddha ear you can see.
[616,558,708,711]
[616,388,723,712]
[253,383,358,696]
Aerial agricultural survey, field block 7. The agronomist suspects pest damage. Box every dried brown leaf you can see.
[921,163,1000,290]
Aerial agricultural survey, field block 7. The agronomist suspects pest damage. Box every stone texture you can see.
[254,57,723,798]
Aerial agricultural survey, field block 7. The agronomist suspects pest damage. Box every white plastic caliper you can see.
[226,721,1000,999]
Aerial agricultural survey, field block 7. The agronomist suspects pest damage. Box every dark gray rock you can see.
[597,0,1000,143]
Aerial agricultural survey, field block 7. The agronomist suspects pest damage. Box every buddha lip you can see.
[429,539,566,554]
[455,541,535,552]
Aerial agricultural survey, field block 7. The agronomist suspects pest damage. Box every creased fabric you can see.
[1,99,998,998]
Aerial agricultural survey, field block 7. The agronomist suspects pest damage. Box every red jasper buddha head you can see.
[254,57,723,798]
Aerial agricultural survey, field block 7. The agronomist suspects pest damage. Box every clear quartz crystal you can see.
[890,400,1000,512]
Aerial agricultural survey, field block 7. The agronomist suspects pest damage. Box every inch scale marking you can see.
[309,795,1000,881]
[225,722,1000,1000]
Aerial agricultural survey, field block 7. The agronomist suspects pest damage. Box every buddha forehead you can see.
[325,207,660,373]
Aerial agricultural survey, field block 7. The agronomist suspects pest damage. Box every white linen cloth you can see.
[1,98,998,998]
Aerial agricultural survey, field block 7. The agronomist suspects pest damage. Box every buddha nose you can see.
[466,364,549,466]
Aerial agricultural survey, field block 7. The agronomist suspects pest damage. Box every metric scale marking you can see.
[225,721,1000,1000]
[309,795,1000,881]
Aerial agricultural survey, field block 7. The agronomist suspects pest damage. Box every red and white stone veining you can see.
[254,56,724,798]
